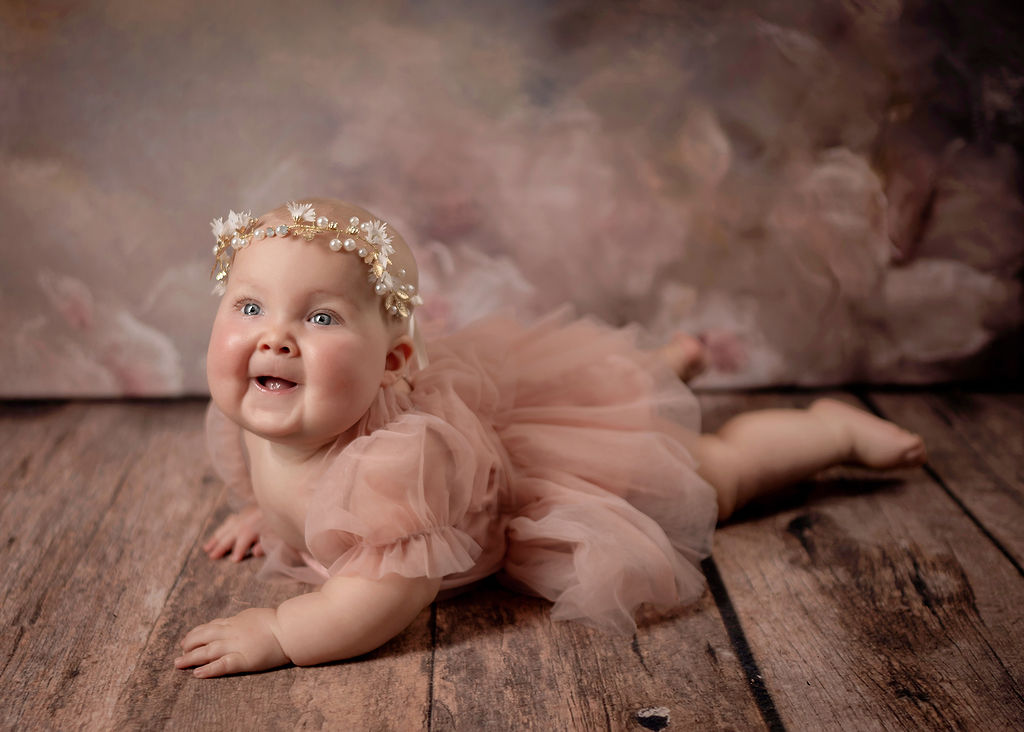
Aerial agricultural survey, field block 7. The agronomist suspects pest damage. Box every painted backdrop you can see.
[2,0,1021,396]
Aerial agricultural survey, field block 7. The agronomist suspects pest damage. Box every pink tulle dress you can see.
[206,311,718,634]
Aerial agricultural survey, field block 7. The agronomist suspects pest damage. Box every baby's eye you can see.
[241,302,261,316]
[309,312,335,326]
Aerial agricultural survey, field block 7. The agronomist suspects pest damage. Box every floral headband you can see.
[210,202,422,319]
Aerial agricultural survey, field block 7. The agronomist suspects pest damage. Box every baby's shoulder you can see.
[343,400,497,483]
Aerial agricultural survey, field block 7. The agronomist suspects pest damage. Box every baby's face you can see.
[206,225,398,450]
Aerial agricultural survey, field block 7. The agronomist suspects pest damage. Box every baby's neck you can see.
[242,431,347,469]
[241,430,344,552]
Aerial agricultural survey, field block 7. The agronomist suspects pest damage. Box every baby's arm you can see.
[175,573,441,678]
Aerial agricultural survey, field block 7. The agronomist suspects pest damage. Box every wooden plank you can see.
[9,392,1018,729]
[0,401,75,489]
[117,526,434,730]
[0,401,83,600]
[701,391,1024,730]
[430,576,766,728]
[0,399,434,729]
[116,428,434,729]
[867,390,1024,567]
[1,401,140,728]
[1,400,222,730]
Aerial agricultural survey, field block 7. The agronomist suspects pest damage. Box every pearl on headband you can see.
[210,202,423,319]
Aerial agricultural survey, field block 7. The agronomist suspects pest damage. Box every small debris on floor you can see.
[635,706,670,730]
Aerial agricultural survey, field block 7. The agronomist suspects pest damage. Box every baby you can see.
[176,198,926,678]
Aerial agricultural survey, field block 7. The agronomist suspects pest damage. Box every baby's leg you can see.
[695,398,927,520]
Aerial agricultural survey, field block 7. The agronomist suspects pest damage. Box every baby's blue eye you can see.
[241,302,261,316]
[309,312,334,326]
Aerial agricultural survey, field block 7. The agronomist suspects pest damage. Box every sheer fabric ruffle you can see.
[205,309,718,633]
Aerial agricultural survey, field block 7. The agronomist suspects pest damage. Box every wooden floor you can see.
[1,390,1022,730]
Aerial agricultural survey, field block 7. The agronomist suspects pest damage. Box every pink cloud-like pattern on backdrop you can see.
[1,0,1020,396]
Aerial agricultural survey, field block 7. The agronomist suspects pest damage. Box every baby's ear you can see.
[381,336,414,387]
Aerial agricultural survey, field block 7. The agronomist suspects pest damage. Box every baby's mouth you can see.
[255,376,298,392]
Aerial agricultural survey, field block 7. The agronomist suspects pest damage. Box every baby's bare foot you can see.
[658,333,708,382]
[809,398,927,469]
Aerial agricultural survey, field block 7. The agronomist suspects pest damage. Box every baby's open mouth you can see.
[256,376,298,392]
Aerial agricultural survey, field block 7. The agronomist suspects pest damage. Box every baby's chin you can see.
[211,386,359,449]
[238,410,355,451]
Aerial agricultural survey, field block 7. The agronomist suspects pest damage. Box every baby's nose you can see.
[258,332,297,356]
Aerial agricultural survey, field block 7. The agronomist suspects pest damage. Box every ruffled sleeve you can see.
[304,410,486,582]
[204,402,253,506]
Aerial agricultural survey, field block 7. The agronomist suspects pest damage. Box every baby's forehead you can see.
[214,198,420,323]
[233,235,372,294]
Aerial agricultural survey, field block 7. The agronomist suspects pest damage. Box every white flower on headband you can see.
[362,220,395,274]
[210,216,232,240]
[226,209,253,232]
[361,219,394,250]
[286,201,316,223]
[209,202,423,320]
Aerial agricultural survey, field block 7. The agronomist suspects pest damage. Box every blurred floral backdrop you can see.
[2,0,1021,396]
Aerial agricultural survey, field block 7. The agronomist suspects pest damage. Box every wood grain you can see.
[867,390,1024,567]
[116,540,435,730]
[430,580,764,730]
[2,400,217,729]
[702,391,1024,730]
[2,393,1021,730]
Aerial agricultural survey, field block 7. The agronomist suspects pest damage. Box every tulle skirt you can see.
[212,309,719,634]
[462,311,719,633]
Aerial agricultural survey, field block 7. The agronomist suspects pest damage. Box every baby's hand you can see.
[175,608,289,678]
[203,505,264,562]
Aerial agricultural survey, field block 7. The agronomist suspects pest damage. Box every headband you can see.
[210,202,422,319]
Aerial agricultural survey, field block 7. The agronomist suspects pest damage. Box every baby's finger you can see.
[252,540,265,558]
[204,516,240,543]
[203,525,231,550]
[193,651,247,679]
[179,620,228,651]
[204,536,232,559]
[231,529,262,561]
[229,534,256,562]
[175,639,227,670]
[211,544,236,560]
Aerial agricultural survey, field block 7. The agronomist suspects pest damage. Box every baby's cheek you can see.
[206,327,250,390]
[330,340,384,382]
